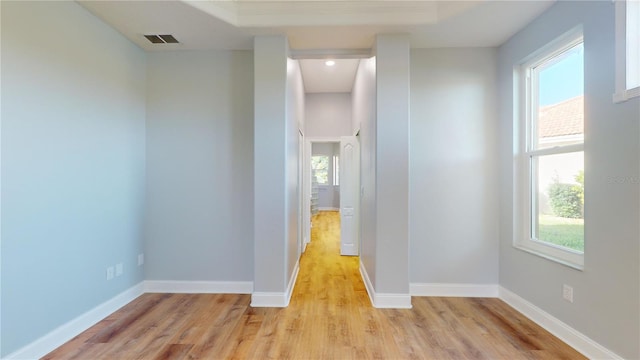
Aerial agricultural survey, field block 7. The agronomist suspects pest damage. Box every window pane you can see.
[332,155,339,186]
[534,43,584,150]
[311,155,329,185]
[532,151,584,252]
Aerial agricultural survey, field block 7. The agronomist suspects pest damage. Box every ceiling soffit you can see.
[181,1,482,27]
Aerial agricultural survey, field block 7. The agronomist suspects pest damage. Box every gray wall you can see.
[409,48,499,284]
[145,50,254,281]
[373,35,411,295]
[253,36,289,294]
[1,2,146,355]
[353,57,377,285]
[498,2,639,358]
[305,93,352,137]
[252,41,302,297]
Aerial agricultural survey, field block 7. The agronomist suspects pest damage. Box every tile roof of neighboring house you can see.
[538,95,584,138]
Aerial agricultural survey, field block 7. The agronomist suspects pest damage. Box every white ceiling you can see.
[299,59,361,93]
[77,0,555,93]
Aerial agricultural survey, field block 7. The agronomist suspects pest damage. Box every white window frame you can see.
[332,155,339,186]
[614,0,640,103]
[515,27,585,270]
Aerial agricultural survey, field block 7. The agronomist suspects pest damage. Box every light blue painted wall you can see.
[498,2,639,358]
[374,35,410,295]
[410,48,499,284]
[305,93,352,137]
[145,50,254,281]
[352,57,377,285]
[1,1,146,355]
[253,36,289,293]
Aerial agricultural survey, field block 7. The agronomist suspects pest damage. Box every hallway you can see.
[292,211,365,307]
[44,211,585,359]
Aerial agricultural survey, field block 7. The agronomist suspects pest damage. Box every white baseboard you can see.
[251,260,300,307]
[4,282,144,360]
[499,286,623,360]
[359,261,412,309]
[250,292,289,307]
[143,280,253,294]
[285,260,300,305]
[8,279,620,360]
[411,283,499,297]
[359,260,376,306]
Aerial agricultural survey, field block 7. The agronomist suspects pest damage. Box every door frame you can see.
[303,136,360,255]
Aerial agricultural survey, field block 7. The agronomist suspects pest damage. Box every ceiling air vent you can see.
[144,34,179,44]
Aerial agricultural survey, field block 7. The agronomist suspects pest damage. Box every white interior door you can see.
[298,131,304,257]
[303,140,312,250]
[340,136,360,256]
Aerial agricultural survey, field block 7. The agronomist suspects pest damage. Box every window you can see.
[332,155,339,186]
[614,0,640,102]
[516,29,585,269]
[311,155,329,185]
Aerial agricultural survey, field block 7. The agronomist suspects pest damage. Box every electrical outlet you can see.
[562,284,574,303]
[106,266,115,280]
[138,253,144,266]
[116,263,123,277]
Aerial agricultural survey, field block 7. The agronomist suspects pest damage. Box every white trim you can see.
[143,280,253,294]
[306,136,345,143]
[285,259,300,306]
[613,86,640,103]
[4,283,144,360]
[250,292,289,307]
[318,207,339,211]
[359,261,412,309]
[359,260,376,306]
[250,260,300,307]
[289,48,372,60]
[304,136,343,250]
[499,287,623,360]
[410,283,499,297]
[516,26,585,270]
[614,0,640,103]
[374,294,412,309]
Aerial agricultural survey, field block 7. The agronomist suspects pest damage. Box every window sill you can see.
[613,86,640,103]
[514,243,584,271]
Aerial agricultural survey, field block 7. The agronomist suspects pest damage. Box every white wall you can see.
[352,57,377,286]
[1,2,146,355]
[145,50,254,282]
[409,48,499,285]
[498,2,639,358]
[305,93,352,137]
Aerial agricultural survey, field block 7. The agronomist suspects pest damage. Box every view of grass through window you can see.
[532,41,584,253]
[538,215,584,252]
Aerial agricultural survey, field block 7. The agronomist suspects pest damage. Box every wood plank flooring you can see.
[44,211,586,359]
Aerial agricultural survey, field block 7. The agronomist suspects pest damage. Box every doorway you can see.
[296,56,368,258]
[304,137,360,256]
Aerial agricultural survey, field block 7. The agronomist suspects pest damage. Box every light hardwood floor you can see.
[44,211,586,359]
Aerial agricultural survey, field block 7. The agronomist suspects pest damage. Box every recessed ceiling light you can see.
[325,60,336,66]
